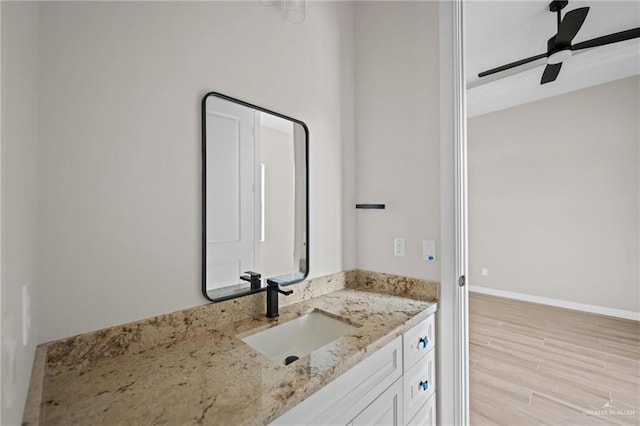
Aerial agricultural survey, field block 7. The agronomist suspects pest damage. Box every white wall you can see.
[354,1,440,282]
[341,6,357,273]
[468,76,640,313]
[37,1,355,343]
[1,2,40,424]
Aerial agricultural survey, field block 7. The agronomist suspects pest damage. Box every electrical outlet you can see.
[393,238,405,257]
[481,268,488,277]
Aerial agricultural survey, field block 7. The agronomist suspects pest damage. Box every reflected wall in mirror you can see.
[202,93,309,302]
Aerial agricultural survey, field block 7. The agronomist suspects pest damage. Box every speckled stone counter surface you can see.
[24,270,438,425]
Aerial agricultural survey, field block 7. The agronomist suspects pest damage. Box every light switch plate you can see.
[394,238,405,257]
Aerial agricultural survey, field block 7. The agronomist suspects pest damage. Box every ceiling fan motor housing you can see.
[547,36,573,64]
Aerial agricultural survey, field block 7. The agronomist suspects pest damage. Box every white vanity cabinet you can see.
[272,313,436,426]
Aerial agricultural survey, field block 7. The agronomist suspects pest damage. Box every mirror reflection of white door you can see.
[205,98,257,290]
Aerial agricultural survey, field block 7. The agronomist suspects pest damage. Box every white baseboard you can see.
[469,285,640,322]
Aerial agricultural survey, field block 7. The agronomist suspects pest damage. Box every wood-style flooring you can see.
[470,292,640,425]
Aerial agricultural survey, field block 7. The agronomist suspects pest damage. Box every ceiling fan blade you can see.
[541,63,562,84]
[572,27,640,50]
[556,7,589,45]
[478,53,547,78]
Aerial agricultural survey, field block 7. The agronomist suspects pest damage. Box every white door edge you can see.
[438,1,470,425]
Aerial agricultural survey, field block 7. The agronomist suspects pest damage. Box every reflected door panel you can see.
[205,97,256,289]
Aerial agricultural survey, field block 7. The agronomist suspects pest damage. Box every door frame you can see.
[438,0,470,425]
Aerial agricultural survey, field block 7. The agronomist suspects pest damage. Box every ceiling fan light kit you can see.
[547,49,572,65]
[477,0,640,85]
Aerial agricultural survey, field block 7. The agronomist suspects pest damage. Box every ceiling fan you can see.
[477,1,640,85]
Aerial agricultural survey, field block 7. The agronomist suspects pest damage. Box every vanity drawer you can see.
[403,348,435,422]
[403,314,435,372]
[406,393,436,426]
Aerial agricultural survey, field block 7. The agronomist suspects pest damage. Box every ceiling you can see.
[465,0,640,117]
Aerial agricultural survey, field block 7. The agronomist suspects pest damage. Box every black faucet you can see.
[266,279,293,318]
[240,271,262,290]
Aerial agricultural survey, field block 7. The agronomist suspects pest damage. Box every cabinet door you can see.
[352,378,404,426]
[272,337,402,426]
[407,394,436,426]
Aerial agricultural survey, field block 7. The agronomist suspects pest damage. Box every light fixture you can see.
[546,48,573,64]
[285,0,305,24]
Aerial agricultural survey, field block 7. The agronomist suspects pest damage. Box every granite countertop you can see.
[25,271,438,425]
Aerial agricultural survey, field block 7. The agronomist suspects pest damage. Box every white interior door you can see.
[205,97,256,290]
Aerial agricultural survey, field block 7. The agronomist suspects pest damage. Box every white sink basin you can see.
[241,311,358,366]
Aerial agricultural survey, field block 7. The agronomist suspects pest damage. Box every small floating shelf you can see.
[355,204,386,210]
